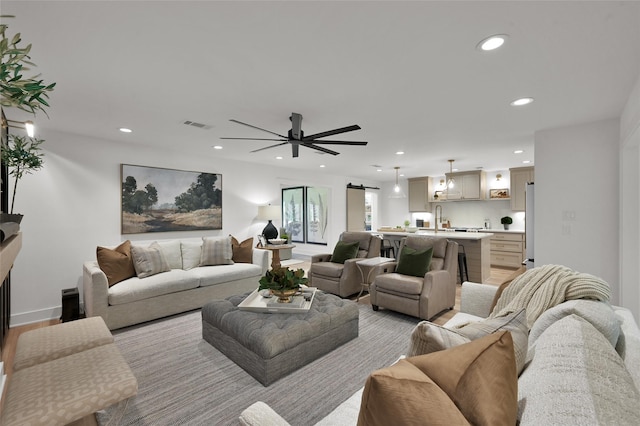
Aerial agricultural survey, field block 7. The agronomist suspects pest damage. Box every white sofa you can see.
[83,237,270,330]
[239,281,640,425]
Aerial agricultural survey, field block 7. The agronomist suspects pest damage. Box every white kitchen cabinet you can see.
[489,232,525,268]
[510,166,534,211]
[408,177,431,212]
[444,171,486,200]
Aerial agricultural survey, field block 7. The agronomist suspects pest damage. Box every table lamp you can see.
[257,204,280,242]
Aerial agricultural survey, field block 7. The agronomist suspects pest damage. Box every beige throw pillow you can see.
[130,242,171,278]
[181,241,202,270]
[408,308,528,375]
[200,236,234,266]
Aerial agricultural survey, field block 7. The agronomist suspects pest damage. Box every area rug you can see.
[97,303,420,426]
[280,258,305,267]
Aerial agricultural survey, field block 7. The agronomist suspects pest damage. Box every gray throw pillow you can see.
[408,308,529,375]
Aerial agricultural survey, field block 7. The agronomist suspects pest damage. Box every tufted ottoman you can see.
[201,291,359,386]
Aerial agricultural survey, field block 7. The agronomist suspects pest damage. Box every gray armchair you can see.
[369,235,458,320]
[309,232,382,298]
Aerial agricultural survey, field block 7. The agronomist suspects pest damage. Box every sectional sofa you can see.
[239,267,640,425]
[83,236,270,330]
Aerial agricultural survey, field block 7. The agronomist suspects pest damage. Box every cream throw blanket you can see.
[490,264,611,329]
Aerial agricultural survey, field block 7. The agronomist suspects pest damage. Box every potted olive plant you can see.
[1,134,44,220]
[501,216,513,230]
[1,15,54,223]
[1,16,56,114]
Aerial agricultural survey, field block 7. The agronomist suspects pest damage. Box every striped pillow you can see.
[130,242,171,278]
[408,308,528,375]
[200,236,234,266]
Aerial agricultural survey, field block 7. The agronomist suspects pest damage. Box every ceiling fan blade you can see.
[302,125,361,141]
[290,113,303,140]
[307,141,368,145]
[301,143,340,156]
[220,137,287,141]
[250,142,289,153]
[292,142,299,158]
[229,119,288,139]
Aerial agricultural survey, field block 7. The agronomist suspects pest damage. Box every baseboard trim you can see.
[10,305,62,328]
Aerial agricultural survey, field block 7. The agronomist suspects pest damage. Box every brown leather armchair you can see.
[309,232,382,298]
[369,235,458,320]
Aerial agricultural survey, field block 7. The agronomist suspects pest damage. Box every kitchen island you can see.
[374,230,493,283]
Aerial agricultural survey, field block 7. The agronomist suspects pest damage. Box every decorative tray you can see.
[238,287,317,313]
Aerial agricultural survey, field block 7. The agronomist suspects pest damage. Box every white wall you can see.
[620,73,640,318]
[9,129,382,325]
[535,119,620,303]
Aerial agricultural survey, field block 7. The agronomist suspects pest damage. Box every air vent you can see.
[183,120,213,130]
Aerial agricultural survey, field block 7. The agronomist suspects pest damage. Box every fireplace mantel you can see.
[1,232,22,283]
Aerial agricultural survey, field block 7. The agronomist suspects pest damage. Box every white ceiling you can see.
[4,1,640,182]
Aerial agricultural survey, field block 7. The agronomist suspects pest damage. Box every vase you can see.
[503,224,510,230]
[262,220,278,241]
[270,288,298,303]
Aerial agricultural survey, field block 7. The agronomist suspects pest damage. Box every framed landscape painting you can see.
[121,164,222,234]
[282,186,305,243]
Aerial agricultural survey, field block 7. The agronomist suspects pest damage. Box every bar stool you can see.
[380,239,395,258]
[457,244,469,283]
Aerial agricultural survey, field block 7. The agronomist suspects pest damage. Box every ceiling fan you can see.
[221,112,368,158]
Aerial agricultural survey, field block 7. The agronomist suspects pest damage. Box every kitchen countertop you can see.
[374,230,493,240]
[479,229,524,234]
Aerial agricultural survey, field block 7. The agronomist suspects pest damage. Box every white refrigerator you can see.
[524,182,535,269]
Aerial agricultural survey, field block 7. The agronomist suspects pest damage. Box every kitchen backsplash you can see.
[408,199,526,231]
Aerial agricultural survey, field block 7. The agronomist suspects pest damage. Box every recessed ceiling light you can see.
[212,145,222,150]
[319,164,325,168]
[477,34,508,51]
[510,97,534,107]
[396,151,405,155]
[522,160,531,164]
[376,168,382,172]
[275,156,283,160]
[514,149,524,154]
[119,127,132,133]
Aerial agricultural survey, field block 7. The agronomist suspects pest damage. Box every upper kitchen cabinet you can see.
[444,170,486,200]
[510,166,535,211]
[408,177,431,212]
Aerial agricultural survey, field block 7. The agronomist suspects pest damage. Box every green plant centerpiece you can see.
[258,266,308,303]
[500,215,513,230]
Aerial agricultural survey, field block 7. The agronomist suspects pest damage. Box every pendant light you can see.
[444,159,460,198]
[389,166,406,198]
